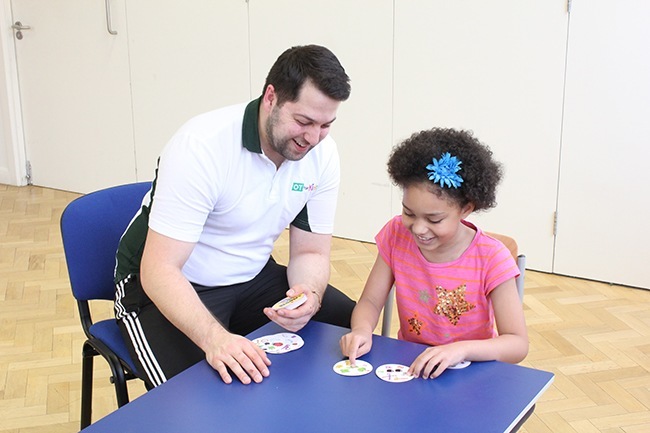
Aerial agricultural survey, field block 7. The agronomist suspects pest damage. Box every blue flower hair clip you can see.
[426,152,464,188]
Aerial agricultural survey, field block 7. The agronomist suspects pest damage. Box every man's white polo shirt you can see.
[148,98,340,287]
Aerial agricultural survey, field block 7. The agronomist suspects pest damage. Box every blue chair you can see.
[60,182,151,429]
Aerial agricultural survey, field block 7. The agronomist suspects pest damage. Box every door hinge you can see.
[25,160,32,185]
[553,211,558,236]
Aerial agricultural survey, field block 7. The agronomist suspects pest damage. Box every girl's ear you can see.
[460,202,475,219]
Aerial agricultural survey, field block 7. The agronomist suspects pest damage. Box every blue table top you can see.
[82,321,553,433]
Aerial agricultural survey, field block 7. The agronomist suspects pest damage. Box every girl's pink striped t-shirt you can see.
[376,215,519,346]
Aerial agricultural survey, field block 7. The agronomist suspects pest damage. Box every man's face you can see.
[263,81,341,164]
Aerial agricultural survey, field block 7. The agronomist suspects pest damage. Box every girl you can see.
[340,128,528,379]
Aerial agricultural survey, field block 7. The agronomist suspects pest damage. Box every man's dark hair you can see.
[263,45,351,105]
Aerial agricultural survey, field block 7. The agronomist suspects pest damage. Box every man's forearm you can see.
[286,251,331,298]
[140,263,227,352]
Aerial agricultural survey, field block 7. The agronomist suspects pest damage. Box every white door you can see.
[554,0,650,289]
[393,0,569,272]
[11,0,135,193]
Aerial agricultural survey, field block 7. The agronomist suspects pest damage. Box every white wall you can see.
[1,1,648,288]
[0,0,25,186]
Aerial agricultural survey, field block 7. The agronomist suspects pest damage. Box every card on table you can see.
[332,359,373,377]
[252,333,304,354]
[448,360,471,369]
[375,364,415,383]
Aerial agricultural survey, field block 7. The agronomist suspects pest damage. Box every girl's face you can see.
[401,183,474,261]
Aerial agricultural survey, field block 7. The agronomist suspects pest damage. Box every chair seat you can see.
[89,319,138,373]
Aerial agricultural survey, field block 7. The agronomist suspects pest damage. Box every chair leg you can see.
[109,363,130,408]
[80,342,95,430]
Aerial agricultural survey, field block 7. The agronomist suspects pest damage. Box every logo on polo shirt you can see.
[291,182,317,192]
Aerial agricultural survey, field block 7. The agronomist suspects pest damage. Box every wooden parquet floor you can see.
[1,184,649,432]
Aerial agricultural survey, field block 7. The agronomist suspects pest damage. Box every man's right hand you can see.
[141,229,272,385]
[205,330,272,384]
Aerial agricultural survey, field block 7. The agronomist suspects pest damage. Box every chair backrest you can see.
[61,182,152,302]
[485,232,525,301]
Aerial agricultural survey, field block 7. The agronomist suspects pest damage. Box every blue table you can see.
[81,321,553,433]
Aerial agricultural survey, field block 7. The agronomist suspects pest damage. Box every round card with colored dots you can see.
[332,359,373,377]
[448,360,471,369]
[375,364,415,383]
[252,333,304,354]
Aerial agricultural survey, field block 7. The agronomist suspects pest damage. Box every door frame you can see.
[0,0,27,186]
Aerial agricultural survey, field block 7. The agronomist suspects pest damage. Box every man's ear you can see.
[262,84,276,108]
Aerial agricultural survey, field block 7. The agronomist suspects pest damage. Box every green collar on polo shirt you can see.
[242,97,262,154]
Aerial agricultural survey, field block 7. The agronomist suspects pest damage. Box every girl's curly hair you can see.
[387,128,503,212]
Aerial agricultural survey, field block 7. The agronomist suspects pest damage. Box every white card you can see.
[332,359,373,377]
[252,333,304,354]
[448,360,471,369]
[375,364,415,383]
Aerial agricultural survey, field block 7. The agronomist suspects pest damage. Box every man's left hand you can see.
[264,288,321,332]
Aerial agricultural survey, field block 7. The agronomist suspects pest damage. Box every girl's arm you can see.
[340,255,395,363]
[410,278,528,379]
[486,278,529,363]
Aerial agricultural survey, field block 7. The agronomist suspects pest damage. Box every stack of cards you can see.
[252,333,304,354]
[271,293,307,310]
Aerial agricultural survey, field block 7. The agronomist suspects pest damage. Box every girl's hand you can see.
[340,330,373,365]
[409,342,467,379]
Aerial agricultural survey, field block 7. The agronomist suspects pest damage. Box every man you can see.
[114,45,355,388]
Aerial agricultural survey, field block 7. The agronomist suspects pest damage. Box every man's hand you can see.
[204,328,272,385]
[263,287,320,332]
